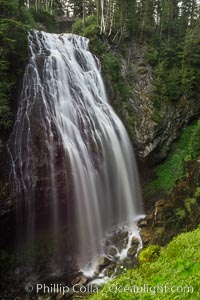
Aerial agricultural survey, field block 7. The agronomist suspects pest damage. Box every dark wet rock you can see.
[56,294,64,300]
[131,237,139,246]
[140,228,155,247]
[127,237,139,257]
[99,256,112,267]
[106,230,129,252]
[77,275,88,286]
[95,256,112,275]
[103,262,116,277]
[127,246,137,257]
[114,262,126,276]
[68,271,84,286]
[122,257,138,268]
[138,219,148,227]
[107,246,118,257]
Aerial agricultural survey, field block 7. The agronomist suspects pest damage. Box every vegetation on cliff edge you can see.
[146,120,200,196]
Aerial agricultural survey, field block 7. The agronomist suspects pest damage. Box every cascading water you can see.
[8,30,143,274]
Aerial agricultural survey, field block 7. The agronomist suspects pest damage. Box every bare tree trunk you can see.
[50,0,53,14]
[35,0,38,12]
[117,0,125,43]
[35,0,41,12]
[109,0,115,36]
[105,0,110,31]
[26,0,30,9]
[100,0,105,34]
[140,17,145,42]
[45,0,48,11]
[83,0,86,27]
[96,0,100,25]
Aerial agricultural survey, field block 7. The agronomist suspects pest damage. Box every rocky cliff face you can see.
[117,43,200,163]
[138,157,200,247]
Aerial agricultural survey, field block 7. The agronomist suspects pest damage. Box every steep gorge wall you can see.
[105,42,200,164]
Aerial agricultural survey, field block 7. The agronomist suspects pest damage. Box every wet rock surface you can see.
[139,157,200,247]
[112,43,200,163]
[127,237,139,257]
[105,230,129,252]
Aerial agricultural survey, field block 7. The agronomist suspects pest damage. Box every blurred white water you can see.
[8,30,143,269]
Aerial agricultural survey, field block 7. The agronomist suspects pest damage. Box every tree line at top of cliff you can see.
[17,1,200,43]
[1,0,200,135]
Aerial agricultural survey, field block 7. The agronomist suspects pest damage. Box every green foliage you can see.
[175,208,186,221]
[0,1,57,133]
[195,187,200,197]
[146,19,200,113]
[181,21,200,97]
[72,18,83,34]
[31,10,57,32]
[150,39,183,104]
[146,121,200,195]
[0,1,30,131]
[102,53,121,81]
[138,245,161,264]
[72,16,98,35]
[184,198,196,214]
[145,47,159,66]
[189,120,200,159]
[88,226,200,300]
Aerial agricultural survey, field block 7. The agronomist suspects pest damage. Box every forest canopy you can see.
[17,1,200,40]
[0,0,200,134]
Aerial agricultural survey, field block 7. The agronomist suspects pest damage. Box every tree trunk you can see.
[96,0,101,25]
[83,0,86,27]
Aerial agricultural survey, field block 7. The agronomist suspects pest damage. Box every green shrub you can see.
[0,18,29,131]
[195,187,200,197]
[72,16,97,35]
[190,120,200,159]
[31,10,57,32]
[184,198,196,214]
[175,208,186,220]
[145,46,159,66]
[138,245,161,264]
[72,18,83,34]
[0,1,50,133]
[84,23,99,38]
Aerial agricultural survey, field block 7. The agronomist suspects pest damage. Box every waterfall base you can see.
[82,215,145,283]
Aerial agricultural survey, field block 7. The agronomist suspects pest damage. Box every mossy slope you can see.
[88,226,200,300]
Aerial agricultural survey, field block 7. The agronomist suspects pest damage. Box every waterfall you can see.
[8,30,143,271]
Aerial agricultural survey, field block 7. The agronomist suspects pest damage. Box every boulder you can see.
[131,237,139,246]
[95,256,112,274]
[56,294,64,300]
[127,245,138,257]
[138,219,148,227]
[78,275,88,285]
[99,256,112,267]
[108,246,118,257]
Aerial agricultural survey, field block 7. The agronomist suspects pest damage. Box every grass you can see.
[88,226,200,300]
